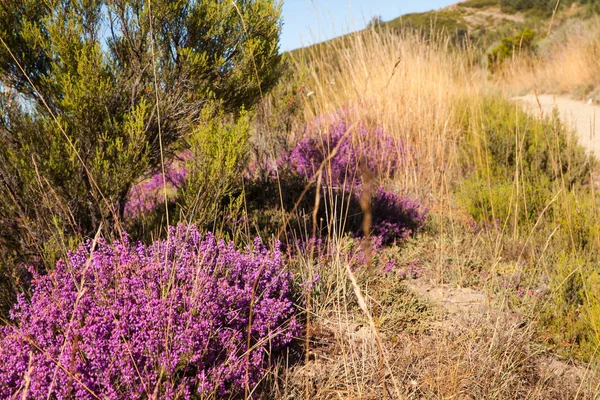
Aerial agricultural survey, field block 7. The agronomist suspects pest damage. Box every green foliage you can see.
[500,0,544,13]
[487,28,536,72]
[0,0,282,312]
[500,0,600,13]
[542,252,600,358]
[460,0,500,8]
[179,106,251,230]
[458,98,591,230]
[253,59,305,154]
[457,96,600,359]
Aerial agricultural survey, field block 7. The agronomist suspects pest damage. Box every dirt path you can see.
[462,7,525,25]
[514,94,600,157]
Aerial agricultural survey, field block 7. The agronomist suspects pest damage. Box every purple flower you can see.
[369,187,428,244]
[284,119,405,188]
[0,225,300,398]
[124,164,188,220]
[280,116,427,244]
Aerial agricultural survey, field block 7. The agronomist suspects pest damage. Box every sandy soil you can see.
[514,94,600,157]
[470,8,525,23]
[405,276,591,386]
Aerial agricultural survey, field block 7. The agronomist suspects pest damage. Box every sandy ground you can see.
[514,94,600,157]
[406,276,591,385]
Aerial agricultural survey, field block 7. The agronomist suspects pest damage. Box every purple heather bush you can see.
[280,117,427,244]
[124,164,188,219]
[0,225,300,399]
[285,118,405,188]
[370,187,428,244]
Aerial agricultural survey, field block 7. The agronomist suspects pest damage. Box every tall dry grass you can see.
[502,17,600,98]
[260,26,600,398]
[287,28,486,208]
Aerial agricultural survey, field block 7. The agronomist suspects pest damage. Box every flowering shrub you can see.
[241,114,428,248]
[124,165,187,219]
[286,119,404,187]
[289,120,426,241]
[370,187,428,244]
[0,225,299,398]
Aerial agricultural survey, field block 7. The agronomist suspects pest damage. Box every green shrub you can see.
[179,106,251,230]
[457,96,600,359]
[458,98,592,230]
[488,28,537,72]
[542,252,600,358]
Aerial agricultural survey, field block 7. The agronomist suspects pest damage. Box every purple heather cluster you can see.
[0,225,300,398]
[124,164,188,219]
[370,187,428,244]
[286,119,404,188]
[285,117,427,244]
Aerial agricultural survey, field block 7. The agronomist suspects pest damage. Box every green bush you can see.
[457,96,600,359]
[542,252,600,358]
[179,106,251,230]
[458,98,591,230]
[488,28,537,72]
[0,0,282,313]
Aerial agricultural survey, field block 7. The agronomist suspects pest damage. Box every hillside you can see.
[291,0,597,61]
[387,0,598,43]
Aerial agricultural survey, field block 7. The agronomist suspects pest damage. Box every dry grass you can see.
[262,256,596,398]
[288,28,486,206]
[501,17,600,99]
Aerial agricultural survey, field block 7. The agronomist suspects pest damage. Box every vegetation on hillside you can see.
[487,28,536,72]
[1,0,600,397]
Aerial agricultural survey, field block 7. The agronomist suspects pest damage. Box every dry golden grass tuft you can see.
[500,17,600,100]
[287,28,486,207]
[254,22,600,398]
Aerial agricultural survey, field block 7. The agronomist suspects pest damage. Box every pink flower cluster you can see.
[0,225,299,398]
[370,187,428,244]
[124,165,187,220]
[284,117,427,244]
[286,119,404,188]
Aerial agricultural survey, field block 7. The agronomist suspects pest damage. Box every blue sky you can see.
[280,0,457,51]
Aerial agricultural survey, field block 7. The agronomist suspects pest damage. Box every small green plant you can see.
[179,106,251,230]
[487,28,536,72]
